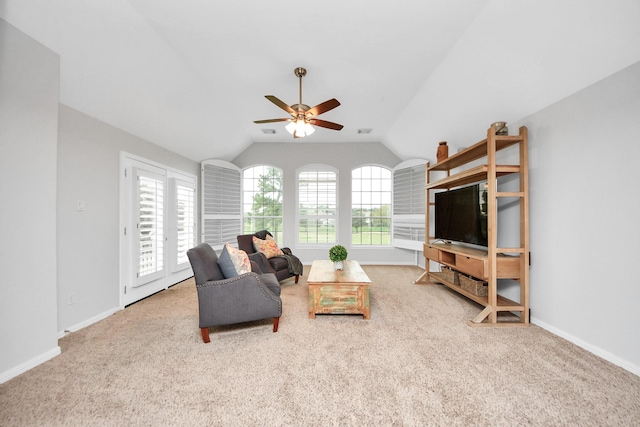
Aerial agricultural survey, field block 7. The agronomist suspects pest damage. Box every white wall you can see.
[232,142,419,265]
[0,19,61,382]
[515,61,640,375]
[57,105,200,334]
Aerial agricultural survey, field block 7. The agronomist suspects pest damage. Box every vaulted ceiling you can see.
[2,1,639,162]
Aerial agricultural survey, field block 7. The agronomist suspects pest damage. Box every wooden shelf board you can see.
[428,272,523,310]
[429,272,486,305]
[495,305,525,312]
[497,191,524,198]
[426,243,524,257]
[425,165,520,190]
[496,247,525,254]
[428,135,523,172]
[425,244,522,279]
[467,320,530,327]
[426,242,489,258]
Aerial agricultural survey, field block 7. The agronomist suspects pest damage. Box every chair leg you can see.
[273,317,279,333]
[201,327,210,343]
[295,275,299,284]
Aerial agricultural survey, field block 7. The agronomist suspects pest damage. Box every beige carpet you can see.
[1,265,639,426]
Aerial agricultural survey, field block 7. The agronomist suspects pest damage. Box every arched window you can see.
[243,165,284,242]
[352,165,392,246]
[297,165,337,244]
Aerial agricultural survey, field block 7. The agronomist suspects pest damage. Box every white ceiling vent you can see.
[261,129,276,134]
[358,128,372,134]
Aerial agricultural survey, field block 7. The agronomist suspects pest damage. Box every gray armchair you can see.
[237,232,301,283]
[186,243,282,343]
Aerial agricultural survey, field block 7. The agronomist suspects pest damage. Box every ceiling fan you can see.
[254,67,343,138]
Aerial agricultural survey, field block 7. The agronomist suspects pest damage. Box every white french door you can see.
[135,167,166,286]
[120,154,196,306]
[170,177,196,272]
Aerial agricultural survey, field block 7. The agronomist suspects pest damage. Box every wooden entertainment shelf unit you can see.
[416,124,530,326]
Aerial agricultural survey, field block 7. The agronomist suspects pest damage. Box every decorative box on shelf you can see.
[441,266,459,284]
[459,274,488,297]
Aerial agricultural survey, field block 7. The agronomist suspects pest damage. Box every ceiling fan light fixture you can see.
[286,120,315,137]
[303,122,315,136]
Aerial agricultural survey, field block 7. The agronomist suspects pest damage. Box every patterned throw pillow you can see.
[252,235,284,259]
[217,243,251,278]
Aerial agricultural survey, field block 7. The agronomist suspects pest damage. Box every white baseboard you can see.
[532,316,640,377]
[0,346,61,384]
[3,307,120,383]
[301,261,418,266]
[58,306,121,338]
[359,261,418,266]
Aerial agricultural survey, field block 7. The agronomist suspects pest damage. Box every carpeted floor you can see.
[1,265,639,426]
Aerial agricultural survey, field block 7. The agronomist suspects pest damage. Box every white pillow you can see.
[218,243,251,278]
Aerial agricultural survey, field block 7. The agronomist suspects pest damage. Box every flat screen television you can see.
[434,184,488,246]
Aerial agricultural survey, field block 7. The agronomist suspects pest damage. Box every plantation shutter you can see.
[172,178,195,271]
[392,159,427,251]
[201,159,242,250]
[135,167,165,286]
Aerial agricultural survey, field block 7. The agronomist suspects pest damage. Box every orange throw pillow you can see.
[252,235,284,259]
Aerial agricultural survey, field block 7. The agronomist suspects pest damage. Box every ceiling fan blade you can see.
[306,98,340,117]
[265,95,295,115]
[253,118,292,124]
[308,118,344,131]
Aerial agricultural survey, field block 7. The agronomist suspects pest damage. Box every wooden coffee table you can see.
[307,260,371,319]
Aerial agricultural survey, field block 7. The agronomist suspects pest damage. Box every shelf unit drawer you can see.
[455,255,486,279]
[496,256,521,279]
[424,244,440,261]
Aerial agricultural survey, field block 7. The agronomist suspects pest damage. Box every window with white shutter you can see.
[392,159,427,251]
[201,160,241,250]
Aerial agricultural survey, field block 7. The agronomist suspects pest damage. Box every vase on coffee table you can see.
[329,245,348,271]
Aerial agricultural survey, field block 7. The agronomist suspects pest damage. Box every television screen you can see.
[434,184,487,246]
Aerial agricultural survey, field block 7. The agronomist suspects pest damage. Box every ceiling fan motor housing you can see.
[291,104,310,113]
